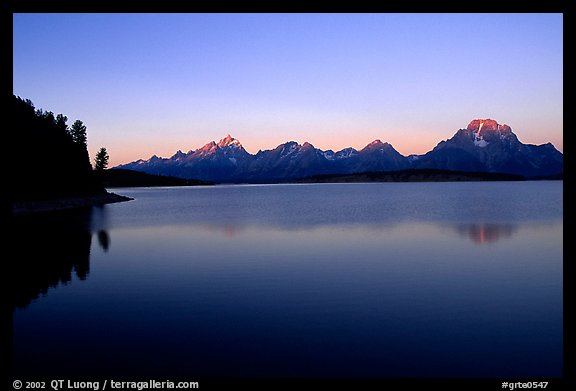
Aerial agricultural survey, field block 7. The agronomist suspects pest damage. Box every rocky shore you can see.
[12,192,133,217]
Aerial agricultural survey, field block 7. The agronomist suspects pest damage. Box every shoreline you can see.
[12,192,133,217]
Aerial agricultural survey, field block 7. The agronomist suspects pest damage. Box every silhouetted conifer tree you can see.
[55,114,68,133]
[69,120,87,146]
[94,147,109,172]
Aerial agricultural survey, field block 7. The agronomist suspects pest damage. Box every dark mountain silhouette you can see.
[412,119,564,177]
[117,119,562,183]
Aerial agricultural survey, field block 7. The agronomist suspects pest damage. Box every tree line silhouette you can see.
[11,95,108,201]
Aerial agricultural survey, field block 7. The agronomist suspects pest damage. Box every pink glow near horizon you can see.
[14,14,562,168]
[95,120,563,168]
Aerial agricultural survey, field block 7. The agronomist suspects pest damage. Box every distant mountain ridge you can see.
[411,119,563,176]
[117,119,563,182]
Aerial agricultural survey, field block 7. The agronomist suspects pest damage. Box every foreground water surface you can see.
[11,181,563,378]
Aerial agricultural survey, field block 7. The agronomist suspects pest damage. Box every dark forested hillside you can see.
[102,168,214,187]
[11,95,105,201]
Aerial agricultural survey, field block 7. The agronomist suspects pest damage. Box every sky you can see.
[13,13,563,167]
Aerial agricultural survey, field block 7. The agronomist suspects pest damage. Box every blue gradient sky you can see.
[13,13,563,166]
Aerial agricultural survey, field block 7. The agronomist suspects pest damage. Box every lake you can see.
[10,181,563,378]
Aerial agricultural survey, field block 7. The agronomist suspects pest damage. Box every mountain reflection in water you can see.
[10,183,562,378]
[453,223,515,244]
[182,221,519,245]
[10,206,519,312]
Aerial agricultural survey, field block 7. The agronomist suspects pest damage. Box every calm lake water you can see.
[11,181,563,378]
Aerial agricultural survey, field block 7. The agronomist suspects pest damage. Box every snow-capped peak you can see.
[466,119,512,134]
[335,147,358,159]
[217,134,242,149]
[467,119,499,132]
[466,119,515,147]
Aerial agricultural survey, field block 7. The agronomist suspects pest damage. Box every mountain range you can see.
[117,119,563,182]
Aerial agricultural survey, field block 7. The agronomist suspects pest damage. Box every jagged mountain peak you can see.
[117,122,562,181]
[192,135,246,158]
[277,141,299,155]
[217,134,242,148]
[362,139,393,152]
[170,150,187,160]
[197,140,217,154]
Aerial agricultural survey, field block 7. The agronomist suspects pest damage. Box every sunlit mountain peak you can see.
[217,134,242,148]
[466,119,512,134]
